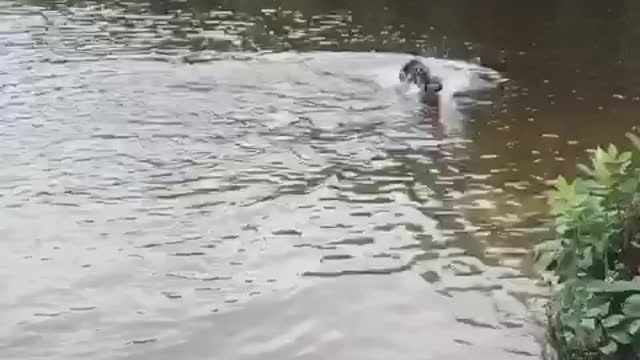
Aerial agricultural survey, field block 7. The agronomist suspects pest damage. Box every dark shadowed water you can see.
[2,0,639,359]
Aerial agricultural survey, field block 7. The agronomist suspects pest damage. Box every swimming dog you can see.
[399,58,443,105]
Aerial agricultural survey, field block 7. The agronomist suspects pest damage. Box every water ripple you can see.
[0,2,553,360]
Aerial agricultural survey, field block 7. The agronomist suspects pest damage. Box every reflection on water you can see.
[2,0,639,359]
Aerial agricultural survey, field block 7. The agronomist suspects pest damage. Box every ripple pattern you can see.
[0,2,552,360]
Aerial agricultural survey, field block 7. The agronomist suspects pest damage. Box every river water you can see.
[2,0,639,359]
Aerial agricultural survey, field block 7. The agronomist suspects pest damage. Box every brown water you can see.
[2,0,639,359]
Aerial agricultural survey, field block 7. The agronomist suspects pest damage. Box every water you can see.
[2,0,639,359]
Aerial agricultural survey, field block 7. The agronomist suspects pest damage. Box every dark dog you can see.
[399,59,443,105]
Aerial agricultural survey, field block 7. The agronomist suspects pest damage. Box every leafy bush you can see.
[534,131,640,359]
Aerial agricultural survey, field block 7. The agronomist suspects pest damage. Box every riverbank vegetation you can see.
[534,130,640,360]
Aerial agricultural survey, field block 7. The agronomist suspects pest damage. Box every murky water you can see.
[2,0,639,359]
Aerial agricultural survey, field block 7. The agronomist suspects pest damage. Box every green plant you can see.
[534,131,640,359]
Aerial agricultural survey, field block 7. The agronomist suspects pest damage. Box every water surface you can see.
[3,1,639,359]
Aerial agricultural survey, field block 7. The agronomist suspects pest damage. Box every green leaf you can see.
[626,132,640,152]
[618,151,632,163]
[609,327,633,344]
[555,175,572,193]
[576,318,604,348]
[581,318,597,331]
[555,248,577,282]
[620,177,639,195]
[592,146,617,185]
[553,176,577,208]
[623,294,640,317]
[627,319,640,335]
[578,246,594,270]
[600,340,618,355]
[603,314,626,328]
[533,240,562,271]
[586,301,611,318]
[608,144,619,158]
[533,240,561,255]
[587,280,640,295]
[534,251,557,272]
[575,178,599,194]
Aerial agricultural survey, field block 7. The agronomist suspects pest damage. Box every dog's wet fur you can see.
[399,59,443,105]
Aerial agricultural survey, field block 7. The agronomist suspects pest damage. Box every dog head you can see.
[399,59,442,94]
